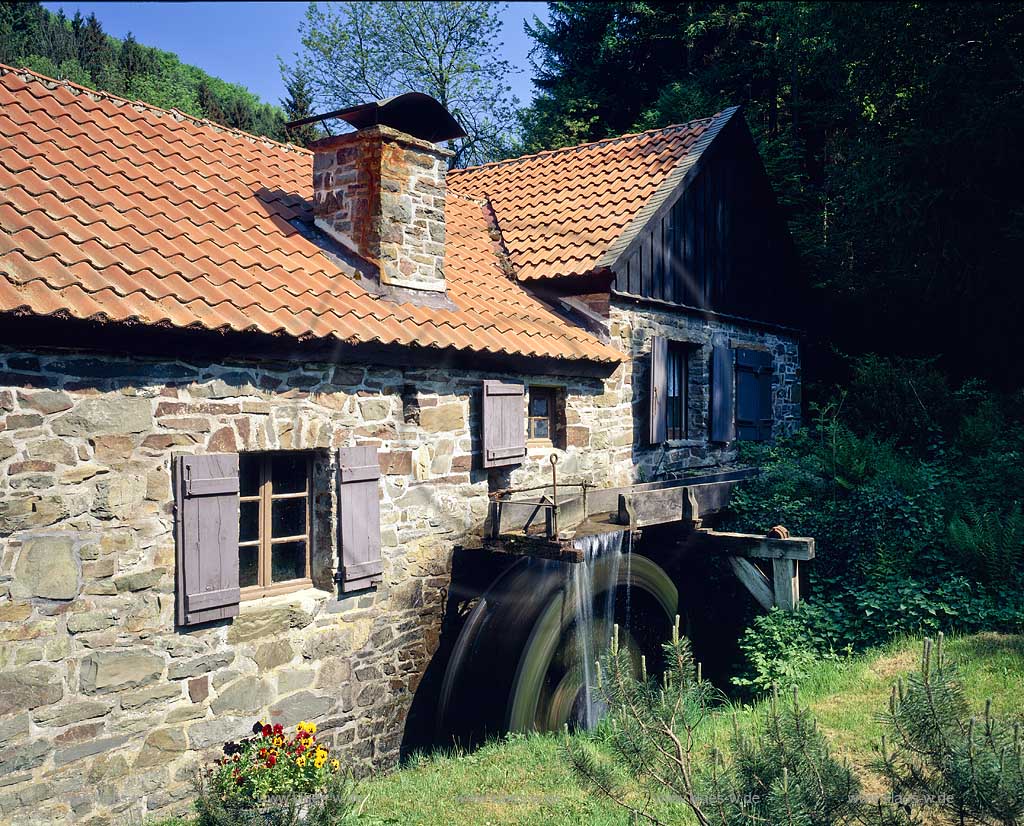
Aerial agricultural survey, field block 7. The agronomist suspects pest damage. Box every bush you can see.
[732,608,838,695]
[726,361,1024,672]
[567,620,866,825]
[876,635,1024,825]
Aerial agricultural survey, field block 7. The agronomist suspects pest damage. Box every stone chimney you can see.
[312,125,453,294]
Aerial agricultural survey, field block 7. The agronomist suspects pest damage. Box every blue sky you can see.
[40,1,548,106]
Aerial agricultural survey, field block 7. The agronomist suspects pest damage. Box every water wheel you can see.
[436,550,678,743]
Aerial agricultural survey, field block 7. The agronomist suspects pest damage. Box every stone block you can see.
[52,397,152,437]
[186,716,252,750]
[227,606,313,644]
[378,450,412,476]
[0,737,51,777]
[210,676,270,714]
[90,435,135,463]
[66,611,116,634]
[12,535,79,600]
[187,676,208,703]
[113,568,165,593]
[0,666,63,716]
[33,699,110,728]
[253,640,294,671]
[4,414,43,430]
[134,727,187,768]
[16,390,72,415]
[269,690,334,725]
[120,683,182,710]
[92,475,146,520]
[419,402,464,433]
[167,652,234,680]
[53,735,129,767]
[80,651,164,694]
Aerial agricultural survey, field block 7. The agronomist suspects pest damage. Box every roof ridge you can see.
[0,62,312,158]
[448,116,718,177]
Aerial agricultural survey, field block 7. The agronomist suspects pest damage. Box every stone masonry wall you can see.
[0,346,633,825]
[610,299,801,481]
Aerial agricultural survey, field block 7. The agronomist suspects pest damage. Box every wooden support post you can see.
[771,558,799,611]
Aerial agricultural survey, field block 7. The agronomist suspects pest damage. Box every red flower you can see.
[236,776,245,785]
[266,754,277,768]
[262,724,273,737]
[273,723,283,735]
[297,743,306,754]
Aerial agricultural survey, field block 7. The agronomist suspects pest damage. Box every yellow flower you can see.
[330,759,340,772]
[307,722,317,734]
[296,755,307,768]
[272,736,284,747]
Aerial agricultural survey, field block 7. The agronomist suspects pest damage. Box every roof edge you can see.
[596,106,742,272]
[0,63,312,157]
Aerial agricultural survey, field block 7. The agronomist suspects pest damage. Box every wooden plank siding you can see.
[612,118,795,324]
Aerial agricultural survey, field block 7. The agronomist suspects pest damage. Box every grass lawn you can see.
[153,632,1024,826]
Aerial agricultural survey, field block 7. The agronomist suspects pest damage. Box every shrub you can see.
[566,620,866,825]
[732,607,837,695]
[876,635,1024,825]
[193,720,360,826]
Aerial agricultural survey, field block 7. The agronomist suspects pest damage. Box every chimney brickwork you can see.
[313,125,452,293]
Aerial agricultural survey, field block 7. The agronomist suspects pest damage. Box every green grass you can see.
[150,632,1024,826]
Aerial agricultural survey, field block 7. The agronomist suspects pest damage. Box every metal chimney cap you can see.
[287,92,467,144]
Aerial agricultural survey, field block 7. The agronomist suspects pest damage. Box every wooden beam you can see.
[616,478,746,527]
[690,529,814,561]
[728,557,773,610]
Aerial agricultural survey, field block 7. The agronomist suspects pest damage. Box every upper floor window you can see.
[666,342,687,440]
[527,386,556,442]
[238,452,312,598]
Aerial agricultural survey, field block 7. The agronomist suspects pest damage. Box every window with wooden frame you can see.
[666,342,688,440]
[238,452,312,598]
[527,386,557,443]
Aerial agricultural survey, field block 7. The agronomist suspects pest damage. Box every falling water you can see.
[570,529,628,729]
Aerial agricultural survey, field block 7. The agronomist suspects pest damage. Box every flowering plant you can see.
[206,720,344,803]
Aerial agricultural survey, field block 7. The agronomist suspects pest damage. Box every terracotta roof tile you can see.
[448,119,714,280]
[0,65,619,365]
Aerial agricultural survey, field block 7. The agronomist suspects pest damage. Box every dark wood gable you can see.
[610,113,796,325]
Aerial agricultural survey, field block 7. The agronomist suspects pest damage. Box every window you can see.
[666,343,687,440]
[527,386,556,442]
[238,452,312,598]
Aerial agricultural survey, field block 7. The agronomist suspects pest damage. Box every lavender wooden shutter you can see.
[648,336,668,444]
[735,349,773,441]
[173,453,240,626]
[337,445,383,592]
[482,381,526,468]
[710,345,736,443]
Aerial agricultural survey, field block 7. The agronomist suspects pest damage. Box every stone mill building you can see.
[0,65,803,823]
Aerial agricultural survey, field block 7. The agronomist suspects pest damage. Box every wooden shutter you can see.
[173,453,240,626]
[482,380,526,468]
[337,445,383,592]
[736,349,774,441]
[710,344,736,443]
[648,336,668,444]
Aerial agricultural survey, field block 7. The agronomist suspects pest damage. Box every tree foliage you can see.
[523,2,1024,388]
[287,1,520,166]
[0,2,289,143]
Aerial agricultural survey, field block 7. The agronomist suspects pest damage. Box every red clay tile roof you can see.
[448,116,721,281]
[0,65,620,365]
